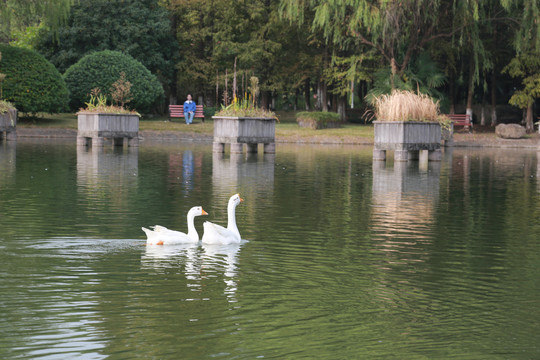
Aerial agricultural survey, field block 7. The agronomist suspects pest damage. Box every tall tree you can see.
[36,0,177,109]
[501,0,540,131]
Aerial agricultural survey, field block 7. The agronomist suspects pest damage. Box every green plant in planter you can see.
[79,73,139,116]
[215,76,277,119]
[296,111,341,129]
[0,100,15,113]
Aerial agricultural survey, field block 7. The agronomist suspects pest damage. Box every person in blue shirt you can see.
[183,94,196,125]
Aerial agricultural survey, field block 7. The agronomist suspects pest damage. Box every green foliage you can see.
[503,52,540,108]
[296,111,341,129]
[63,50,164,113]
[0,0,72,42]
[9,23,45,49]
[296,111,340,121]
[367,54,447,102]
[0,100,16,113]
[216,96,277,118]
[0,44,69,113]
[36,0,177,88]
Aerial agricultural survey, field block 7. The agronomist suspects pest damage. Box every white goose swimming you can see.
[202,194,243,245]
[142,206,208,245]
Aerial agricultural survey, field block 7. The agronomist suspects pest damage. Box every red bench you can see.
[445,113,472,132]
[168,104,205,122]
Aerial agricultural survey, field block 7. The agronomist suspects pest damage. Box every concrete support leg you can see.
[92,137,105,148]
[408,150,420,161]
[213,142,225,153]
[428,149,442,161]
[127,137,139,147]
[263,142,276,154]
[373,149,386,161]
[230,143,244,154]
[113,137,124,147]
[77,136,89,146]
[246,143,258,154]
[443,137,454,147]
[6,131,17,141]
[394,150,409,162]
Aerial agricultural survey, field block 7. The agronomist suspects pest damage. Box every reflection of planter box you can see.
[0,108,17,141]
[212,116,276,154]
[77,112,140,147]
[373,121,441,162]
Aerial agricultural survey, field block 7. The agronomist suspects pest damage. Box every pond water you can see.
[1,139,539,359]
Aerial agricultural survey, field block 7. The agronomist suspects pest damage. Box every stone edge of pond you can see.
[14,127,540,148]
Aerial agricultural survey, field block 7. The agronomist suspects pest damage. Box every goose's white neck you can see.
[227,201,240,240]
[186,212,199,241]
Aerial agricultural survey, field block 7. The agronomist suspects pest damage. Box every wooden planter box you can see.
[212,116,276,154]
[373,121,442,162]
[77,112,140,147]
[0,108,17,141]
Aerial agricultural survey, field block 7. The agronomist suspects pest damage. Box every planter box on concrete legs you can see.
[212,116,276,154]
[77,112,140,147]
[373,121,442,162]
[0,108,17,141]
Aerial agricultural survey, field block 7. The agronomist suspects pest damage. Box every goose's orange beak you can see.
[202,208,209,215]
[240,197,244,202]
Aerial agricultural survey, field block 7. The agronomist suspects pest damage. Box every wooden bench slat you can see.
[445,113,472,132]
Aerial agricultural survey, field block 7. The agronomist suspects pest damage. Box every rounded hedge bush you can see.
[0,44,69,114]
[64,50,164,113]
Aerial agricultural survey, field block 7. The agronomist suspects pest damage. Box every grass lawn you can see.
[16,111,375,142]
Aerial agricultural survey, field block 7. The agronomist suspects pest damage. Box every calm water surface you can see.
[1,139,539,359]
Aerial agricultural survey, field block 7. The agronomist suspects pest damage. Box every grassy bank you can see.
[17,111,375,142]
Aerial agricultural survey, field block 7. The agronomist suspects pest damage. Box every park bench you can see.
[168,104,205,122]
[445,113,472,132]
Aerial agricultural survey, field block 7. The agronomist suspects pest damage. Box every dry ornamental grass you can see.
[374,90,440,122]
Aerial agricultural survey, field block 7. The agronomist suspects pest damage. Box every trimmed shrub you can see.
[0,44,69,114]
[64,50,164,114]
[296,111,341,130]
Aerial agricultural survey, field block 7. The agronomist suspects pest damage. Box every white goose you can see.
[142,206,208,245]
[202,194,243,245]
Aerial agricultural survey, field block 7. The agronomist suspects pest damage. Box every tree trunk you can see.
[304,78,311,110]
[466,58,474,123]
[449,72,456,114]
[480,92,486,126]
[526,102,534,132]
[490,25,498,127]
[491,70,497,126]
[261,90,271,110]
[319,80,328,112]
[337,96,346,122]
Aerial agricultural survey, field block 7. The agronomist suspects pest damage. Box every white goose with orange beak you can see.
[142,206,208,245]
[202,194,243,245]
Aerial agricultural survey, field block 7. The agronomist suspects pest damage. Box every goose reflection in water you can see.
[141,241,245,302]
[201,242,243,303]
